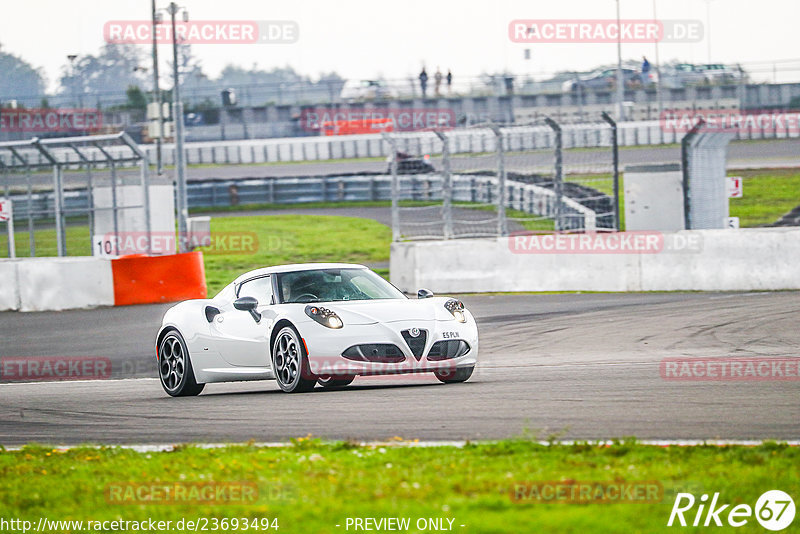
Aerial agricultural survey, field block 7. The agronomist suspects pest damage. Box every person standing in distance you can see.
[419,67,429,98]
[641,56,651,87]
[434,67,443,97]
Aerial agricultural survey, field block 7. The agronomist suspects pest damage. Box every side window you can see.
[237,276,274,305]
[350,274,382,298]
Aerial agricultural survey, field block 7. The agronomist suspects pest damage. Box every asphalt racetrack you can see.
[1,291,798,446]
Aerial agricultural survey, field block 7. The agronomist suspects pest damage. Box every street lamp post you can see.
[615,0,625,121]
[167,2,189,252]
[67,54,81,108]
[705,0,714,63]
[151,0,164,175]
[652,0,663,127]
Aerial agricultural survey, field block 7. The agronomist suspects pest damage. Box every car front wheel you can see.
[272,326,317,393]
[159,331,204,397]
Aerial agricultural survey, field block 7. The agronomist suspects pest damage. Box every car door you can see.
[210,275,277,367]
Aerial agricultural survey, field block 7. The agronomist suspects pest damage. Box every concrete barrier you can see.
[0,261,20,310]
[390,228,800,293]
[0,252,207,312]
[13,257,114,312]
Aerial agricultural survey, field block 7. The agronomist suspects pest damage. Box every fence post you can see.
[544,118,563,232]
[0,161,14,258]
[382,133,400,242]
[32,140,66,256]
[7,147,36,256]
[681,119,706,230]
[601,112,620,231]
[489,125,507,237]
[121,132,153,254]
[434,131,452,239]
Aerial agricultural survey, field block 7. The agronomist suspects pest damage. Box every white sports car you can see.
[155,263,479,396]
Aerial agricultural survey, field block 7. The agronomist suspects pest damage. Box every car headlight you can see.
[444,299,467,323]
[305,305,343,329]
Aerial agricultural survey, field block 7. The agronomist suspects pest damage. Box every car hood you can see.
[321,298,454,325]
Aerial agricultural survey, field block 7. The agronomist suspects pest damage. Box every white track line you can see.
[3,439,798,452]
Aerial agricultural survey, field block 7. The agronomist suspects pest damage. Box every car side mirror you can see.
[417,288,434,299]
[233,296,261,322]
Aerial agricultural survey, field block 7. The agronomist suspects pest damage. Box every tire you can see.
[272,326,317,393]
[317,375,355,388]
[434,365,474,384]
[158,330,205,397]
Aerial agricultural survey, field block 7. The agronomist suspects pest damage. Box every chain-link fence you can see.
[681,121,736,229]
[0,133,152,258]
[386,114,619,241]
[383,132,446,240]
[557,113,620,230]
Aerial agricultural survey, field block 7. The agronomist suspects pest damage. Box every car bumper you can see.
[299,318,478,377]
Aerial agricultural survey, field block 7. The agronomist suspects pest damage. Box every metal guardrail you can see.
[3,173,598,231]
[4,117,798,171]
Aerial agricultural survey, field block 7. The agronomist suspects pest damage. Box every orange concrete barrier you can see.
[111,251,207,306]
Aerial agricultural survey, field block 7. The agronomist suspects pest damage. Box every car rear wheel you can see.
[272,326,316,393]
[159,331,204,397]
[434,365,474,384]
[317,375,355,388]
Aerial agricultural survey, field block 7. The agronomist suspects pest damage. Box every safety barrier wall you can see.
[390,228,800,293]
[0,252,206,312]
[6,119,798,169]
[152,121,797,167]
[0,257,114,311]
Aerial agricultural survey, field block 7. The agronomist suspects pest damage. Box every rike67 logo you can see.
[668,490,795,531]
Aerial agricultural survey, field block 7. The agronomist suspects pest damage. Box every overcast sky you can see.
[2,0,798,92]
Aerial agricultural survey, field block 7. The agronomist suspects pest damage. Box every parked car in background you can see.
[696,64,746,84]
[340,79,397,101]
[562,68,641,92]
[659,63,707,89]
[386,152,435,174]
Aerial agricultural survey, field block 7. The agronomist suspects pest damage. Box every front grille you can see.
[342,344,405,363]
[427,340,470,361]
[401,329,428,360]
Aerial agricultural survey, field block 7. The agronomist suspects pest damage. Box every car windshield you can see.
[275,268,406,304]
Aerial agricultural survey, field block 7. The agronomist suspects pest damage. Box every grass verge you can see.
[201,215,391,295]
[729,168,800,226]
[0,439,796,533]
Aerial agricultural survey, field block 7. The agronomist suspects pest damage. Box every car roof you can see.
[232,263,369,284]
